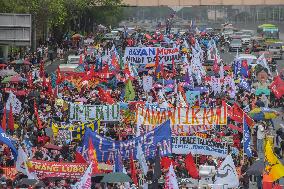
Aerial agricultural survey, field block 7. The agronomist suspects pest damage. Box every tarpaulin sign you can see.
[81,120,172,162]
[137,106,227,126]
[172,136,228,158]
[124,47,180,64]
[27,160,89,179]
[69,103,120,121]
[0,167,17,180]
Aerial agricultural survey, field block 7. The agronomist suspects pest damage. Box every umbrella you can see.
[249,107,279,120]
[75,97,88,103]
[43,143,62,150]
[145,63,155,68]
[247,160,265,176]
[72,33,83,39]
[92,174,106,183]
[0,69,18,77]
[101,172,132,183]
[2,75,27,83]
[10,59,31,65]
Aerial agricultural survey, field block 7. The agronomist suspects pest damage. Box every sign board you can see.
[0,13,31,46]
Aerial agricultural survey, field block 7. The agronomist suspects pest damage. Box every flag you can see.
[88,138,99,174]
[239,78,251,92]
[97,87,115,104]
[240,60,249,78]
[1,103,6,131]
[130,154,138,186]
[185,153,199,179]
[124,79,135,101]
[172,57,176,76]
[136,143,148,176]
[111,54,120,71]
[256,54,271,75]
[231,103,243,122]
[34,100,43,130]
[6,92,22,114]
[72,163,92,189]
[75,151,87,163]
[214,155,239,188]
[8,104,14,132]
[152,147,162,187]
[243,116,252,157]
[16,146,37,179]
[161,157,175,169]
[155,49,160,75]
[164,164,179,189]
[56,66,61,85]
[79,54,83,64]
[114,150,123,173]
[27,72,33,87]
[213,55,219,73]
[270,76,284,99]
[39,61,44,78]
[0,127,17,158]
[264,140,284,181]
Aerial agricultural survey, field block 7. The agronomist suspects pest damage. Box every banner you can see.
[27,160,88,179]
[172,136,228,158]
[137,106,227,126]
[1,167,17,180]
[124,47,179,64]
[6,92,22,114]
[81,120,172,162]
[69,103,120,121]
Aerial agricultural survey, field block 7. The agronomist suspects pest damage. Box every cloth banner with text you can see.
[69,103,120,121]
[136,106,227,133]
[27,160,88,179]
[124,47,180,64]
[172,136,228,158]
[80,120,172,162]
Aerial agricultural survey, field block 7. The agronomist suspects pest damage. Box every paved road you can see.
[45,59,64,74]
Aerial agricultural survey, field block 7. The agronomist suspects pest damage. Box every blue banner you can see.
[0,128,17,158]
[243,118,252,157]
[80,120,172,162]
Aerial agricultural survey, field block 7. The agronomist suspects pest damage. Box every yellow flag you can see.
[265,140,284,181]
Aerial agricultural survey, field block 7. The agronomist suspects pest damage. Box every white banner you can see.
[124,47,180,64]
[69,103,120,121]
[6,92,22,114]
[172,136,228,158]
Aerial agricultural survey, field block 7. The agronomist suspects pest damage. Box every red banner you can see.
[27,160,88,179]
[0,167,17,180]
[270,76,284,99]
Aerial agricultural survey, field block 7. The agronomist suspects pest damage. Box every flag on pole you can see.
[34,100,43,130]
[264,140,284,181]
[72,163,92,189]
[136,143,148,175]
[214,155,239,188]
[256,53,271,75]
[130,153,138,186]
[164,164,179,189]
[88,138,99,174]
[184,153,199,179]
[8,104,14,132]
[243,116,252,157]
[1,103,6,131]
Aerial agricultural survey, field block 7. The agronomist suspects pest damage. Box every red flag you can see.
[53,86,58,98]
[27,72,33,87]
[172,57,176,76]
[155,49,160,75]
[228,124,243,133]
[79,54,83,64]
[47,80,53,96]
[161,157,175,169]
[89,65,95,80]
[34,100,43,130]
[1,103,6,131]
[75,151,87,163]
[213,55,219,73]
[97,87,115,104]
[102,64,109,73]
[270,76,284,99]
[231,103,243,123]
[56,66,61,85]
[88,138,100,174]
[130,154,138,186]
[42,73,47,88]
[185,153,199,179]
[8,104,14,132]
[39,60,44,78]
[111,54,120,71]
[244,113,254,128]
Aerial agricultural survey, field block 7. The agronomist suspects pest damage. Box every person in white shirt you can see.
[256,122,265,157]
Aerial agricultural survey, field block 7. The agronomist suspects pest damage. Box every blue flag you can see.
[239,78,251,92]
[243,117,252,157]
[81,120,171,162]
[114,150,123,173]
[0,128,17,158]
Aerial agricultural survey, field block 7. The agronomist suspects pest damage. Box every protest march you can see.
[1,10,284,189]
